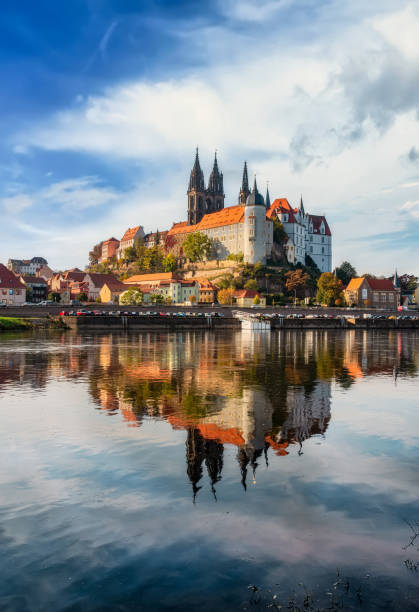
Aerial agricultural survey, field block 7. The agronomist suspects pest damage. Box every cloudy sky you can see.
[1,0,419,274]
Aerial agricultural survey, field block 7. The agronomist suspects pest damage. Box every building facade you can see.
[344,277,400,308]
[0,264,26,305]
[20,276,48,303]
[117,226,145,259]
[8,257,48,276]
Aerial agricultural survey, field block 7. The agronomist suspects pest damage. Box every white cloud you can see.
[1,194,33,215]
[373,5,419,60]
[401,199,419,218]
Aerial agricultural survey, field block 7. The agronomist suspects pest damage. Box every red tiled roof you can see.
[308,214,331,236]
[168,205,247,236]
[21,275,48,285]
[63,270,85,282]
[85,273,119,288]
[267,199,298,223]
[124,272,175,283]
[120,226,142,242]
[234,289,260,298]
[367,278,396,291]
[0,264,26,289]
[103,237,120,245]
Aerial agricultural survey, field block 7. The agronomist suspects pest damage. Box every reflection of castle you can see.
[1,329,418,500]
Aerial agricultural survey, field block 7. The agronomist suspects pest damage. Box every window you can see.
[373,292,379,301]
[389,293,394,301]
[381,293,386,302]
[321,237,325,243]
[321,247,324,254]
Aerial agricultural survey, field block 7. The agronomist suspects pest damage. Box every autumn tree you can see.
[183,232,212,263]
[285,269,310,303]
[120,288,143,306]
[163,253,177,272]
[189,294,197,304]
[244,279,258,290]
[316,273,344,306]
[217,288,233,305]
[89,242,103,266]
[253,295,261,305]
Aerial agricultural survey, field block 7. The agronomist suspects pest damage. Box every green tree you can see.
[253,295,261,305]
[273,219,287,244]
[398,274,417,292]
[183,232,212,262]
[316,273,344,306]
[78,292,88,302]
[120,288,143,306]
[123,246,137,263]
[244,279,258,290]
[335,261,357,286]
[163,253,177,272]
[218,273,234,289]
[150,293,165,304]
[285,269,310,303]
[25,287,33,302]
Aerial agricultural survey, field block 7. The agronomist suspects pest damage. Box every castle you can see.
[101,149,332,271]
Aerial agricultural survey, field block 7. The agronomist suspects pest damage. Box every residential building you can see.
[123,272,176,287]
[100,280,135,304]
[20,276,48,303]
[99,238,120,263]
[344,277,400,308]
[117,226,145,259]
[144,230,168,249]
[50,269,85,294]
[8,257,48,276]
[233,289,266,307]
[195,278,217,303]
[83,273,120,301]
[0,263,26,305]
[36,265,55,281]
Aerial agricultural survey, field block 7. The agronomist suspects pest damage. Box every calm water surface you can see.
[0,329,418,611]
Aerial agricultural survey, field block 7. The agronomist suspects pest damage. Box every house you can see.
[233,289,266,307]
[117,226,145,259]
[144,231,168,249]
[157,279,199,304]
[195,278,217,303]
[99,238,120,263]
[8,257,48,276]
[344,277,400,308]
[50,268,86,294]
[83,273,120,301]
[36,265,55,281]
[0,263,26,305]
[123,272,176,287]
[100,280,134,304]
[20,275,48,303]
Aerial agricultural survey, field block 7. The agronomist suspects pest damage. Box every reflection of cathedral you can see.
[2,329,418,501]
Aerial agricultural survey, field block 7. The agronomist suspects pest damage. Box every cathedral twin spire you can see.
[189,148,224,195]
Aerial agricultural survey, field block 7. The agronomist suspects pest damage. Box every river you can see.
[0,329,418,610]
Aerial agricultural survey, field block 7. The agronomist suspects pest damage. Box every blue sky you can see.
[1,0,419,273]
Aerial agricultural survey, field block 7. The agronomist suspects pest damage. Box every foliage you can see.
[189,294,197,304]
[165,296,173,305]
[163,253,177,272]
[150,293,165,304]
[183,232,212,262]
[217,273,235,289]
[398,273,417,292]
[253,295,261,305]
[25,287,33,302]
[335,261,357,286]
[316,272,344,306]
[122,246,137,263]
[89,242,103,266]
[0,317,32,330]
[226,252,244,262]
[285,269,310,301]
[273,219,287,244]
[78,292,88,302]
[48,292,61,303]
[217,288,233,305]
[120,288,143,306]
[244,279,258,290]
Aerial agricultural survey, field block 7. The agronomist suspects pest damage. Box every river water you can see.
[0,329,418,611]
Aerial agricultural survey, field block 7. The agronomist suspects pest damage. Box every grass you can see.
[0,316,33,330]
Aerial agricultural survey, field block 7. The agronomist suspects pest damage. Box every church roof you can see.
[168,205,246,236]
[120,226,142,242]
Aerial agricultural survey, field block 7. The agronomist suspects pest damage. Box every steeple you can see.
[393,269,400,289]
[265,182,271,209]
[239,161,250,205]
[299,194,305,217]
[188,148,205,192]
[207,151,224,195]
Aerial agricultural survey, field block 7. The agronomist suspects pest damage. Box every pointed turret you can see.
[265,183,271,209]
[187,148,206,225]
[208,151,224,195]
[246,176,265,206]
[239,161,251,205]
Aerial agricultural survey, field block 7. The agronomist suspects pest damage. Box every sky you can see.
[0,0,419,275]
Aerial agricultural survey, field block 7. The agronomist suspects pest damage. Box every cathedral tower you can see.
[206,152,224,213]
[188,148,206,225]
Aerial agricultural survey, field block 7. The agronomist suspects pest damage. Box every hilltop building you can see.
[8,257,48,276]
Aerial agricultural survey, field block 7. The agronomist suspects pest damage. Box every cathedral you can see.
[164,149,332,271]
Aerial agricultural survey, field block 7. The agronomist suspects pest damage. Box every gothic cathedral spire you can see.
[239,161,250,205]
[265,183,271,209]
[208,151,224,197]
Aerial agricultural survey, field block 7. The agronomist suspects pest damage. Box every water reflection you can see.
[1,329,419,611]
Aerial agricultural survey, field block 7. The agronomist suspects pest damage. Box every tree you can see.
[398,274,417,292]
[335,261,357,286]
[48,292,61,303]
[25,287,33,302]
[253,295,261,305]
[217,288,233,305]
[226,252,244,263]
[189,294,197,304]
[165,296,173,305]
[244,279,258,290]
[316,273,344,306]
[273,219,287,244]
[89,242,103,266]
[120,288,143,306]
[285,269,310,303]
[163,253,177,272]
[78,292,88,302]
[183,232,212,262]
[123,246,137,263]
[150,293,165,304]
[218,274,234,289]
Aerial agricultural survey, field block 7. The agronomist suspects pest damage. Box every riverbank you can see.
[0,316,68,331]
[0,316,33,330]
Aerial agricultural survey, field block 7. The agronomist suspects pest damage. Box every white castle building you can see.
[165,150,331,271]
